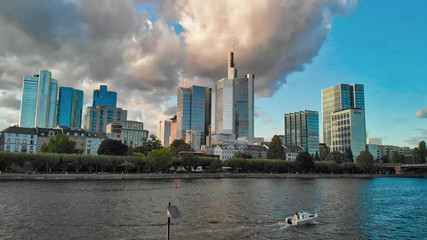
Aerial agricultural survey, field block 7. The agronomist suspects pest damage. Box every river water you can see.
[0,177,426,239]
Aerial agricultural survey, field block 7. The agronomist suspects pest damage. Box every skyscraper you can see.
[19,70,58,128]
[57,87,84,128]
[284,110,319,156]
[211,52,254,139]
[93,85,117,107]
[177,85,211,148]
[157,120,171,147]
[321,84,364,148]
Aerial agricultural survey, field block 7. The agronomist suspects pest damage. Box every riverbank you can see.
[0,172,425,180]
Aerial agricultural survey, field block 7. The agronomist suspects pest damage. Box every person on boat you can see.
[295,211,299,220]
[299,212,305,219]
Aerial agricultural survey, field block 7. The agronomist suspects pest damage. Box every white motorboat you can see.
[284,211,317,225]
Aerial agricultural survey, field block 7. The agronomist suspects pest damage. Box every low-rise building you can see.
[283,145,304,160]
[86,132,107,155]
[106,121,148,148]
[213,144,268,161]
[0,126,38,153]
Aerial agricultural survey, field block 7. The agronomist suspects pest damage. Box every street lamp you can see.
[167,202,181,240]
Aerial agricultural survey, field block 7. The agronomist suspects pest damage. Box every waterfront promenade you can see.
[0,172,425,180]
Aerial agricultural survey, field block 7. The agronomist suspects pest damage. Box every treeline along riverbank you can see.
[0,151,402,176]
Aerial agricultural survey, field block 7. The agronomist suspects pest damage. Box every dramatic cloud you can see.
[416,108,427,118]
[0,0,357,134]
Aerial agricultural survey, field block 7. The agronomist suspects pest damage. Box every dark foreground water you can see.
[0,177,426,239]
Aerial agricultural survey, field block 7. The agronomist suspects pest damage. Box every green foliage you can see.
[146,148,172,172]
[327,151,352,164]
[41,134,76,154]
[391,151,406,164]
[135,135,163,155]
[169,139,192,157]
[233,151,252,159]
[181,153,198,171]
[413,140,427,164]
[295,152,314,173]
[267,135,285,160]
[97,139,128,156]
[314,151,320,161]
[345,148,354,161]
[321,147,329,160]
[356,151,374,173]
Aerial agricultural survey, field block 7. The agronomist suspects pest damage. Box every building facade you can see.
[170,115,177,145]
[213,144,268,161]
[106,121,148,148]
[330,108,367,161]
[177,85,211,149]
[19,70,59,128]
[322,83,364,148]
[85,106,127,132]
[211,52,254,139]
[57,87,84,128]
[283,145,305,161]
[93,85,117,108]
[157,120,171,147]
[0,127,38,153]
[284,110,319,156]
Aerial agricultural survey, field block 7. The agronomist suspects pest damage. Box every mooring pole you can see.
[167,202,171,240]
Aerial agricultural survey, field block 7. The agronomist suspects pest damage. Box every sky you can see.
[0,0,425,147]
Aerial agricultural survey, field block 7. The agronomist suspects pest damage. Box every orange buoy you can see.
[174,183,178,189]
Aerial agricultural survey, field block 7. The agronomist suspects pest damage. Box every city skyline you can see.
[0,0,425,147]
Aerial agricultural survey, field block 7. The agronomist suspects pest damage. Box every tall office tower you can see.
[85,106,127,132]
[284,110,319,156]
[93,85,117,107]
[57,87,84,128]
[19,70,59,128]
[170,115,177,144]
[322,84,364,148]
[177,85,211,148]
[157,120,171,147]
[211,52,255,139]
[330,108,366,161]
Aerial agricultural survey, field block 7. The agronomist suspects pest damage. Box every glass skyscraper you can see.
[284,110,319,157]
[93,85,117,107]
[321,84,364,148]
[19,70,58,128]
[177,85,211,147]
[57,87,84,128]
[211,52,254,139]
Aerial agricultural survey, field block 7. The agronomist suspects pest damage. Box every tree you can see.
[391,151,400,163]
[41,134,76,154]
[169,139,192,157]
[321,147,329,161]
[295,152,314,173]
[147,148,173,172]
[233,151,252,159]
[314,151,320,161]
[267,135,285,159]
[345,148,354,162]
[134,135,163,155]
[181,153,198,171]
[417,140,427,164]
[97,139,128,156]
[327,151,347,164]
[356,151,374,173]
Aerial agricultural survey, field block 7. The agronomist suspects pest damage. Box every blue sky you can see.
[255,0,427,147]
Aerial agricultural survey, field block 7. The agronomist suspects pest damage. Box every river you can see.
[0,177,426,239]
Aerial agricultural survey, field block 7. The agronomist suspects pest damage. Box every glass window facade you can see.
[19,70,58,128]
[93,85,117,107]
[284,110,319,156]
[57,87,84,128]
[176,86,211,147]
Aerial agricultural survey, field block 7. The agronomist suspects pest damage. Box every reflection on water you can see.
[0,178,426,239]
